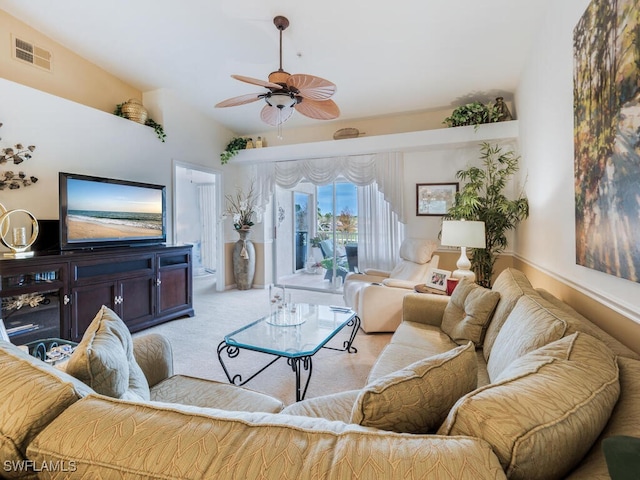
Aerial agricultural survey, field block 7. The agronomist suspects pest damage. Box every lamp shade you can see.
[441,220,486,249]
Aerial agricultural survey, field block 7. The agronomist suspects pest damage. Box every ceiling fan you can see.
[215,15,340,129]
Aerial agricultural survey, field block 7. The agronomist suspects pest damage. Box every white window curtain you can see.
[252,152,406,272]
[357,182,405,271]
[197,184,217,273]
[253,152,406,222]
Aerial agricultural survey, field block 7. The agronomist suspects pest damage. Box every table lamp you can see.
[440,220,486,282]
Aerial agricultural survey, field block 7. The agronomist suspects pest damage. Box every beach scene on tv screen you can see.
[66,178,163,241]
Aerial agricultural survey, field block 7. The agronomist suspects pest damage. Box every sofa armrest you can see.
[381,278,417,289]
[133,333,174,388]
[402,293,450,327]
[358,284,417,332]
[363,268,391,278]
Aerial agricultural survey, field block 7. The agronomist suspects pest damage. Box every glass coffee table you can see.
[217,304,360,402]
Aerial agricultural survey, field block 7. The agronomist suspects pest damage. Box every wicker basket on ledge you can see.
[121,98,148,124]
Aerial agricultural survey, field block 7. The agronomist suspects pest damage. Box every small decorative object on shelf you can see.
[333,128,364,140]
[255,136,263,148]
[0,202,39,257]
[245,138,254,149]
[220,137,248,164]
[113,101,166,142]
[494,97,513,122]
[0,122,38,190]
[120,98,148,124]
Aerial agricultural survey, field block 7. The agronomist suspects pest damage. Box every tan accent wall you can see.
[0,9,140,113]
[513,259,640,355]
[436,250,514,278]
[437,251,640,354]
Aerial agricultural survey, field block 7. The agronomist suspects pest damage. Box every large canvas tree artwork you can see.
[574,0,640,282]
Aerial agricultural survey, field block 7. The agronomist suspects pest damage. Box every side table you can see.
[414,284,448,295]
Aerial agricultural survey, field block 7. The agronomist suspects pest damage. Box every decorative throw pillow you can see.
[66,305,150,401]
[487,294,567,380]
[350,342,477,433]
[440,278,500,346]
[438,332,620,480]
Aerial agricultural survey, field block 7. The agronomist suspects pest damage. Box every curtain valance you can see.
[254,152,406,223]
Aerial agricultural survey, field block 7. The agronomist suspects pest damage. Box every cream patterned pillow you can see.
[438,332,620,480]
[441,278,500,346]
[487,294,567,380]
[351,342,477,433]
[66,306,150,401]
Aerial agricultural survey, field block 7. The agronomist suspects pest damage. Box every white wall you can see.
[515,0,640,323]
[0,79,233,251]
[402,141,520,242]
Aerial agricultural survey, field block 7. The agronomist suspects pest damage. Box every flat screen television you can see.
[59,172,166,250]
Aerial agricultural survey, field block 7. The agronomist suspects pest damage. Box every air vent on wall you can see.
[12,35,52,72]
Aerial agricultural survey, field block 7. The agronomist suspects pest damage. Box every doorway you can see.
[173,162,224,291]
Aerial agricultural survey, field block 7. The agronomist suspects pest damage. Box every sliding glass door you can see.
[274,180,358,292]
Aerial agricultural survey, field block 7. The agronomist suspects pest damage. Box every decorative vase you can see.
[232,229,255,290]
[121,98,148,124]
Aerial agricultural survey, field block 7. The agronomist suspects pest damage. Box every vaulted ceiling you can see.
[0,0,553,135]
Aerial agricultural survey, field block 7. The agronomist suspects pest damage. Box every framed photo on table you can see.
[425,268,451,291]
[416,183,458,216]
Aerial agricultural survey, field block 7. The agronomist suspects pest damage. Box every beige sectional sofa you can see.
[284,268,640,479]
[1,269,638,478]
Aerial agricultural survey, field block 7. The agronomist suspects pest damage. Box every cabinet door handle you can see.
[156,279,162,286]
[114,296,123,305]
[63,295,71,305]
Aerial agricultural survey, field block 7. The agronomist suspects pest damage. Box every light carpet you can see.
[135,275,392,405]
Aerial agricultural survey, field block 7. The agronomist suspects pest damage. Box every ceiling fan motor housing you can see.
[268,70,291,85]
[266,91,297,109]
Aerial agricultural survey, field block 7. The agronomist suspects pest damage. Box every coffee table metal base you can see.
[217,315,360,402]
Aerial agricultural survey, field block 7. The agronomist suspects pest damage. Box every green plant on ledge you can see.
[444,142,529,288]
[443,101,502,129]
[220,137,248,165]
[113,103,166,142]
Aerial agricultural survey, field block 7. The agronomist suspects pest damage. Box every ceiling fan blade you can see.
[232,74,283,90]
[295,98,340,120]
[260,104,295,126]
[215,93,264,108]
[287,74,336,100]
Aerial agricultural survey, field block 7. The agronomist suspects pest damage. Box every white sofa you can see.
[343,238,439,332]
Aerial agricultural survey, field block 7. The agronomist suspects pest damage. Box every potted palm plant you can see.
[444,142,529,287]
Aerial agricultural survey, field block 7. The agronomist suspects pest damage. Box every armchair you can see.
[343,238,439,333]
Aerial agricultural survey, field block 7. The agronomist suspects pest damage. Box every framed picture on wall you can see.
[416,183,458,216]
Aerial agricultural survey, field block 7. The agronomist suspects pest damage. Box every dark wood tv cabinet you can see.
[0,244,194,343]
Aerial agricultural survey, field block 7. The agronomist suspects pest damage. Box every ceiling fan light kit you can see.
[215,15,339,135]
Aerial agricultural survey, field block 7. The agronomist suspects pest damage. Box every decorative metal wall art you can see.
[0,122,38,190]
[574,0,640,282]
